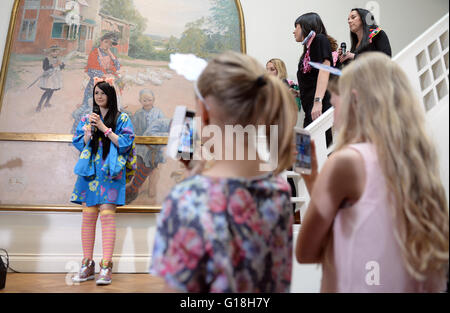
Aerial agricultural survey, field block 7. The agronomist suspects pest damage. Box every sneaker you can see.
[96,259,113,285]
[72,258,95,283]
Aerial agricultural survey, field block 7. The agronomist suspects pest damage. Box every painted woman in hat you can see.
[36,45,65,112]
[72,32,121,133]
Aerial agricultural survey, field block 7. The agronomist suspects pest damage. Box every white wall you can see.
[0,0,14,65]
[240,0,449,80]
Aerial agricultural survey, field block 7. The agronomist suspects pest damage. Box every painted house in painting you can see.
[99,13,134,55]
[11,0,133,56]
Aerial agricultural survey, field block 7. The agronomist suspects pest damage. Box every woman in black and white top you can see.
[294,12,336,146]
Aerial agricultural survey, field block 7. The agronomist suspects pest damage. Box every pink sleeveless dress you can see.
[320,143,446,293]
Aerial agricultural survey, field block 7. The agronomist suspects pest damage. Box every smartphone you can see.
[177,110,195,160]
[294,128,312,175]
[166,106,195,161]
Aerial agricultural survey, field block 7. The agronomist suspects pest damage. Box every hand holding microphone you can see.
[339,42,355,63]
[90,106,101,134]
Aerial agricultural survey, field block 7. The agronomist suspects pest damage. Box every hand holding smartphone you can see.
[166,106,195,162]
[177,110,195,160]
[294,128,312,175]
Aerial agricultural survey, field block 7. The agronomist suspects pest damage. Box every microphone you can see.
[341,42,347,55]
[92,106,100,133]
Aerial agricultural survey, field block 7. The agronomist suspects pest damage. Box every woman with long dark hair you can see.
[71,80,135,286]
[294,12,336,145]
[339,8,392,64]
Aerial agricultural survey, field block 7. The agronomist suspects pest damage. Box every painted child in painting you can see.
[36,45,65,112]
[71,79,135,286]
[126,88,171,204]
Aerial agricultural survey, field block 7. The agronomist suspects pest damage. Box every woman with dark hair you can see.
[339,8,392,64]
[294,12,336,145]
[71,80,135,286]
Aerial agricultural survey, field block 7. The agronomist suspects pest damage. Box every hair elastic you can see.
[256,75,267,87]
[104,128,112,137]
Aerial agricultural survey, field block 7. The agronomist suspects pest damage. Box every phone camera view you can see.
[295,132,311,171]
[177,114,194,159]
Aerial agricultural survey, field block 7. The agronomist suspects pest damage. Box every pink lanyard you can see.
[302,32,316,74]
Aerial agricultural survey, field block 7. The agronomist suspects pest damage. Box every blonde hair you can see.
[336,52,449,281]
[267,58,288,80]
[197,51,298,174]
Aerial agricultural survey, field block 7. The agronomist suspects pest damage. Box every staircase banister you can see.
[305,107,334,171]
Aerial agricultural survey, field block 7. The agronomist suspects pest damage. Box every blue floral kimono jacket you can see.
[71,112,135,207]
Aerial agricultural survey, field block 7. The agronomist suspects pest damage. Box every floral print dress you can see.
[150,174,294,293]
[71,112,135,207]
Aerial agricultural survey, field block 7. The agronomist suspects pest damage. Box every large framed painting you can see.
[0,0,246,212]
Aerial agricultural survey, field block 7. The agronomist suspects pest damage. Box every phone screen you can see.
[177,111,195,159]
[295,131,312,172]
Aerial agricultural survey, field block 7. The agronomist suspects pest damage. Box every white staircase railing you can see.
[393,13,449,202]
[393,13,449,115]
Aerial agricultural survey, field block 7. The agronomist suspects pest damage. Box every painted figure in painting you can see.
[71,32,121,133]
[0,0,245,208]
[126,88,171,204]
[34,45,65,112]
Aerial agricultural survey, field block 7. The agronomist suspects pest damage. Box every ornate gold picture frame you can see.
[0,0,246,213]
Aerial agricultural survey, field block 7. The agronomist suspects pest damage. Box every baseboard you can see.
[7,254,152,273]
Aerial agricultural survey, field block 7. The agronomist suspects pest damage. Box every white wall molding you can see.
[7,253,152,273]
[0,211,158,274]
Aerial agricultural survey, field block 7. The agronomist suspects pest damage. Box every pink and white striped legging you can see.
[81,210,116,262]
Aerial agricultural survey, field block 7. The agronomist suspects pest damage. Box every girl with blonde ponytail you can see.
[296,52,448,292]
[151,51,298,292]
